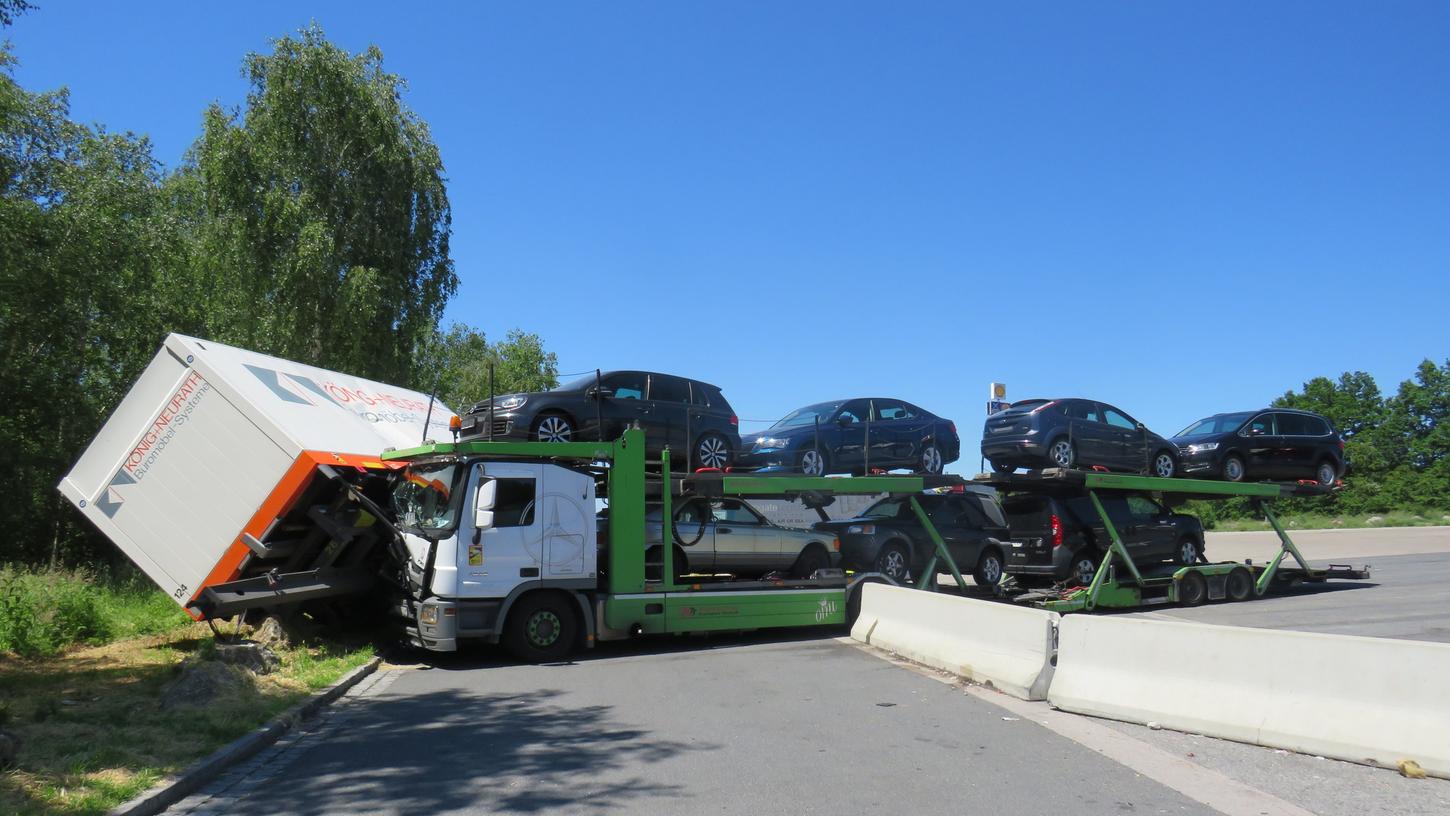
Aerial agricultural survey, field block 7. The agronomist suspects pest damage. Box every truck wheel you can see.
[1226,567,1254,602]
[790,546,831,579]
[1177,571,1207,607]
[873,541,912,583]
[973,548,1004,588]
[503,593,578,663]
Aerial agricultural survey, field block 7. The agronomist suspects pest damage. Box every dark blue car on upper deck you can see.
[735,398,959,475]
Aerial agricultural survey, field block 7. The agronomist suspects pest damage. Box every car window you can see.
[1126,496,1161,518]
[689,382,721,407]
[1276,413,1316,436]
[925,498,956,525]
[1309,416,1330,435]
[836,399,870,424]
[1243,413,1275,435]
[649,375,690,403]
[966,493,1008,528]
[1102,408,1137,430]
[874,400,917,421]
[712,500,762,525]
[1063,401,1101,422]
[862,497,908,519]
[602,372,646,400]
[492,478,536,528]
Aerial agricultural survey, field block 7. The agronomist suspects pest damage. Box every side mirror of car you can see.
[588,386,615,400]
[474,478,496,529]
[836,415,852,427]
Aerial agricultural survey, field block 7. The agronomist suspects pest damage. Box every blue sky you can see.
[11,2,1449,471]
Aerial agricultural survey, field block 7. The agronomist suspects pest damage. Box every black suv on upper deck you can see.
[458,371,741,469]
[1171,408,1344,486]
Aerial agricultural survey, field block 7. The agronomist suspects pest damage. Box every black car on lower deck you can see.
[1171,408,1345,486]
[736,398,960,475]
[814,490,1009,585]
[458,371,740,469]
[982,398,1179,478]
[999,492,1204,585]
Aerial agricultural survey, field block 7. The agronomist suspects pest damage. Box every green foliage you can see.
[174,24,456,386]
[0,566,191,657]
[0,0,33,27]
[415,323,560,413]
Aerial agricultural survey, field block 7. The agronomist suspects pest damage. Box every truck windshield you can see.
[392,463,464,533]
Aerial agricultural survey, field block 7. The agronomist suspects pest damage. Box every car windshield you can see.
[1176,412,1255,437]
[559,373,602,392]
[391,463,464,533]
[861,497,910,519]
[771,402,843,429]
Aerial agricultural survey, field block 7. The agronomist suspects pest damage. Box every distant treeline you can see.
[1,17,555,565]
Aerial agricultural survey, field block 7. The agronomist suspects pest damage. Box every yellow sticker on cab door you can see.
[467,541,483,566]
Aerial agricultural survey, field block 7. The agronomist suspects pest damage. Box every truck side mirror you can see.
[474,478,497,529]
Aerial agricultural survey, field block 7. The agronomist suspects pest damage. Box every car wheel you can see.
[694,433,731,470]
[1071,553,1099,586]
[1315,460,1337,487]
[873,541,912,583]
[1226,567,1254,602]
[799,447,829,477]
[1221,454,1245,482]
[973,548,1004,588]
[502,593,577,663]
[917,443,944,475]
[1174,537,1200,567]
[1047,438,1076,469]
[990,460,1015,475]
[1152,450,1177,478]
[533,413,574,443]
[789,546,832,580]
[1177,571,1207,607]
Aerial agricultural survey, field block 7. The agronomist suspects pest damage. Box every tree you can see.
[0,1,33,27]
[414,323,559,414]
[175,24,455,384]
[1385,359,1450,471]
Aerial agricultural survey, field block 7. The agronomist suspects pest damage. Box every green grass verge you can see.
[0,567,192,658]
[0,624,375,815]
[1206,509,1450,533]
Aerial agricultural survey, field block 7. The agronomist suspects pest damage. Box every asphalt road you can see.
[171,636,1220,816]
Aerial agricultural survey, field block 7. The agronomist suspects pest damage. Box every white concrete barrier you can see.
[1050,615,1450,778]
[850,583,1058,700]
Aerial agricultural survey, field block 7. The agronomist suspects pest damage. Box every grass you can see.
[0,567,192,658]
[1207,509,1450,533]
[0,622,375,815]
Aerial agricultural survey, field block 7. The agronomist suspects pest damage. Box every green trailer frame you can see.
[383,429,975,640]
[974,470,1371,613]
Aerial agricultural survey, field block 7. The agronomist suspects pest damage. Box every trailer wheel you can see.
[1226,568,1254,602]
[1177,571,1207,607]
[503,592,578,663]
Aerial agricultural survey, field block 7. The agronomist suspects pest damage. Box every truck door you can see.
[459,463,544,599]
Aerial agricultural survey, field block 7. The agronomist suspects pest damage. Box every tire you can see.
[502,593,578,663]
[798,447,829,477]
[1071,553,1100,586]
[1226,567,1254,602]
[1221,454,1246,482]
[645,545,687,582]
[789,545,832,580]
[873,540,912,583]
[1174,537,1200,567]
[990,460,1015,475]
[1152,450,1177,479]
[1177,571,1208,607]
[973,548,1004,588]
[917,443,944,475]
[694,433,731,470]
[1047,437,1076,469]
[533,413,574,443]
[1315,460,1338,487]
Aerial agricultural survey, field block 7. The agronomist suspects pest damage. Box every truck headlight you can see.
[419,605,439,625]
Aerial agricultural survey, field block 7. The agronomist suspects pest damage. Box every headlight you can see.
[419,605,439,625]
[495,395,527,410]
[755,437,790,449]
[1187,442,1219,453]
[846,524,876,535]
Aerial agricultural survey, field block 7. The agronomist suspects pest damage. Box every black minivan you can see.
[1171,408,1344,486]
[458,371,741,469]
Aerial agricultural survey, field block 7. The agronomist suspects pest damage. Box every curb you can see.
[108,656,383,816]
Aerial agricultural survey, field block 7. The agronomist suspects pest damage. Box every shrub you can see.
[0,567,116,657]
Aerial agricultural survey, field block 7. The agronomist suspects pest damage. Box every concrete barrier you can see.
[850,583,1057,700]
[1050,615,1450,778]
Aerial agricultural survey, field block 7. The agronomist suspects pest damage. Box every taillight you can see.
[832,538,840,552]
[1339,439,1345,451]
[1050,514,1064,547]
[948,421,957,436]
[730,415,739,426]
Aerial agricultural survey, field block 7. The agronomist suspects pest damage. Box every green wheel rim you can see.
[527,610,562,647]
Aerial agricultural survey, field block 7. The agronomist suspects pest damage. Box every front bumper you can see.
[733,447,794,470]
[1174,447,1222,476]
[458,410,529,440]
